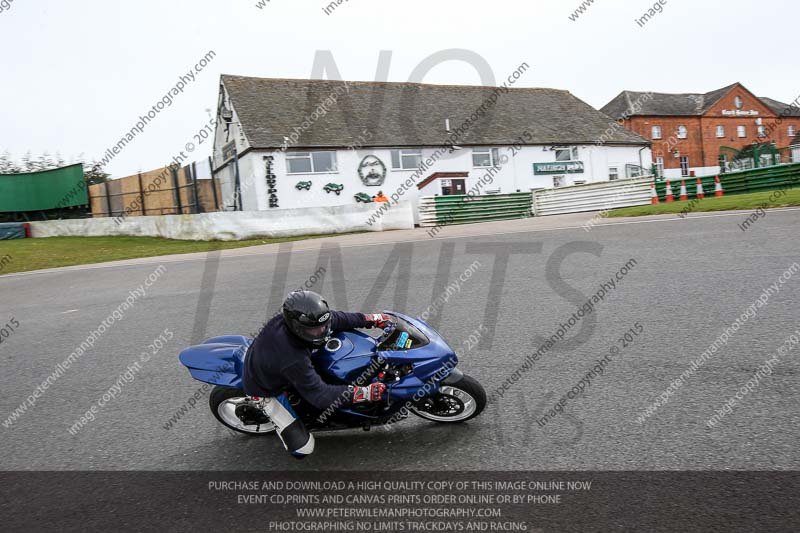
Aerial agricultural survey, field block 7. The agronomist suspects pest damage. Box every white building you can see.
[211,76,652,223]
[792,135,800,162]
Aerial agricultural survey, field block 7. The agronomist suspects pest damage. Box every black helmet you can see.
[282,290,332,346]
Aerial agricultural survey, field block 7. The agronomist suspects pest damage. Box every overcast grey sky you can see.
[0,0,796,178]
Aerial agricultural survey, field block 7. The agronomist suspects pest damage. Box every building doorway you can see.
[441,178,466,195]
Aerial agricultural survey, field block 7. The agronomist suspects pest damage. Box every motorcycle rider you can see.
[243,290,391,458]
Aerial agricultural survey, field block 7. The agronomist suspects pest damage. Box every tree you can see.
[82,160,109,186]
[21,151,35,172]
[0,151,22,174]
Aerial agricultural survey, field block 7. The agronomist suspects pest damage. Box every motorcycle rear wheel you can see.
[410,374,486,423]
[209,386,276,436]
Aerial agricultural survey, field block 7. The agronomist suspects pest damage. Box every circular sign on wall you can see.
[358,155,387,186]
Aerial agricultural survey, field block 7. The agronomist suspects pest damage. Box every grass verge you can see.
[0,234,341,275]
[604,188,800,218]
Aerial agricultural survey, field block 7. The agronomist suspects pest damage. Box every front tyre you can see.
[209,386,276,436]
[410,374,486,423]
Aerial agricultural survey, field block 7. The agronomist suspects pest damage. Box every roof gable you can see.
[703,84,776,117]
[219,75,649,149]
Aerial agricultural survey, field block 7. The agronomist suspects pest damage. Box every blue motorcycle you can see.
[178,312,486,436]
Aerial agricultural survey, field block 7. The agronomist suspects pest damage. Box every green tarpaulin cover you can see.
[0,164,87,212]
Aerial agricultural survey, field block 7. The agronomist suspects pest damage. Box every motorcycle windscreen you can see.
[178,342,248,388]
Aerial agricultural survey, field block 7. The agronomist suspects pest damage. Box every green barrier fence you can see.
[0,164,87,213]
[426,193,532,226]
[654,163,800,201]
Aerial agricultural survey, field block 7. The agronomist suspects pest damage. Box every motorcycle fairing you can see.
[178,336,251,388]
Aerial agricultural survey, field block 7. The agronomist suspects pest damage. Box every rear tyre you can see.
[410,374,487,423]
[209,386,276,436]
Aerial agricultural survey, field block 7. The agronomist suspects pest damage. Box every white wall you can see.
[663,165,721,179]
[227,144,651,217]
[30,203,414,241]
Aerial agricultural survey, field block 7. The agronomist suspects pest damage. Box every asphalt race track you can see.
[2,210,799,471]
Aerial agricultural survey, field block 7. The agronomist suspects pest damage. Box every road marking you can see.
[3,207,799,279]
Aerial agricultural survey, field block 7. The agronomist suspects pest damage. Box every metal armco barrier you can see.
[418,193,532,227]
[532,177,653,217]
[655,163,800,200]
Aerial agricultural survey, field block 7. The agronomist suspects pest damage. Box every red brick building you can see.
[601,83,800,178]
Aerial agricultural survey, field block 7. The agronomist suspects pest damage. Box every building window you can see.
[472,148,500,168]
[655,157,665,177]
[677,126,688,139]
[552,176,566,188]
[627,164,643,178]
[609,167,620,181]
[734,96,743,110]
[737,125,747,138]
[789,125,797,137]
[555,147,578,161]
[651,126,662,139]
[716,125,725,138]
[391,149,422,170]
[286,151,337,174]
[758,125,767,137]
[222,141,237,162]
[680,156,689,177]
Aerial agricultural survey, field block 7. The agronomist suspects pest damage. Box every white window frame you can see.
[789,125,796,137]
[627,164,643,178]
[677,126,688,139]
[286,151,338,174]
[472,148,500,168]
[391,149,422,170]
[680,156,689,177]
[608,167,620,181]
[655,157,665,177]
[737,125,747,138]
[554,146,579,162]
[757,125,767,138]
[734,96,743,110]
[716,125,725,138]
[651,126,662,140]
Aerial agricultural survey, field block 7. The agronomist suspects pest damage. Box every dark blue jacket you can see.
[242,311,368,409]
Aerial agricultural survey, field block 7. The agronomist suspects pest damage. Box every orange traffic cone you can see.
[696,178,705,200]
[679,180,689,201]
[650,183,660,205]
[665,180,675,202]
[714,176,724,197]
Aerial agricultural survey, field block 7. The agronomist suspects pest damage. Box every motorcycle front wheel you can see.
[209,386,276,436]
[410,374,486,423]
